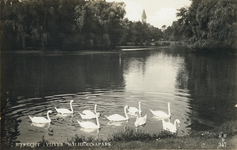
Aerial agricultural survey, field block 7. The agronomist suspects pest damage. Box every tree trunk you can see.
[22,36,25,50]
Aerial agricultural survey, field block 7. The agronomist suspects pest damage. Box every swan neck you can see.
[95,108,100,127]
[94,105,97,113]
[136,115,139,121]
[47,111,51,122]
[174,119,178,128]
[139,103,141,112]
[70,101,73,112]
[96,129,99,140]
[124,106,128,119]
[77,120,81,126]
[47,123,50,129]
[162,119,165,125]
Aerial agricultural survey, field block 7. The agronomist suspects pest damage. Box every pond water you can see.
[1,48,237,145]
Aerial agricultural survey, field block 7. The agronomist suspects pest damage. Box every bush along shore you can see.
[2,120,237,150]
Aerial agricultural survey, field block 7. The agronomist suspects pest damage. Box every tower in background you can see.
[141,9,147,24]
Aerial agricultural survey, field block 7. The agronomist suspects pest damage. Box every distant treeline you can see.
[0,0,162,51]
[163,0,237,53]
[2,0,236,52]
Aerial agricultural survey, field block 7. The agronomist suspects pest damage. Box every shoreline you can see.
[2,123,237,149]
[0,46,168,54]
[3,135,237,149]
[0,44,181,54]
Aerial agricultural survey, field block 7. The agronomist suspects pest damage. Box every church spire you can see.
[141,9,147,23]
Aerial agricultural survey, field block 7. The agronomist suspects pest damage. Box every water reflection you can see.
[183,54,237,131]
[107,120,128,127]
[31,122,50,128]
[55,113,73,118]
[1,53,125,97]
[1,49,237,146]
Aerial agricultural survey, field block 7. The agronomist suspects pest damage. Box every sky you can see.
[106,0,192,28]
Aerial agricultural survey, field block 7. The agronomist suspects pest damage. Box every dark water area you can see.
[1,48,237,146]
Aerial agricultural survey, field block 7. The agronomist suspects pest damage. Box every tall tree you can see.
[175,0,237,52]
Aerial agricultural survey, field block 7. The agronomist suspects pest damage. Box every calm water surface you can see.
[1,48,237,145]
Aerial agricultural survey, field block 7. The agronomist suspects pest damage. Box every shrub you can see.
[155,41,160,46]
[107,127,176,142]
[144,41,151,46]
[192,39,235,53]
[162,42,171,46]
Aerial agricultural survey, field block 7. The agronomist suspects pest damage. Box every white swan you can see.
[29,110,52,123]
[134,114,147,127]
[105,105,129,121]
[162,119,180,133]
[79,104,100,119]
[77,106,100,129]
[55,100,74,114]
[128,102,142,115]
[150,102,171,118]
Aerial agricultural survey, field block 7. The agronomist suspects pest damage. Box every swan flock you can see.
[29,101,180,133]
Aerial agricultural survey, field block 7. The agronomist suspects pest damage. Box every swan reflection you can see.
[55,113,73,118]
[55,113,74,126]
[79,128,100,133]
[31,122,50,129]
[151,115,172,121]
[107,120,128,126]
[79,128,100,140]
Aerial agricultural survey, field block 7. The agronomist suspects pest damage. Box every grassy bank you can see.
[3,137,236,150]
[107,126,237,149]
[111,135,237,149]
[2,126,237,150]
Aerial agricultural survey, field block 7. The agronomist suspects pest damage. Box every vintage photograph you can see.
[1,0,237,149]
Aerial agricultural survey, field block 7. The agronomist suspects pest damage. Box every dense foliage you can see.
[0,0,126,50]
[163,0,237,53]
[119,19,162,46]
[0,0,162,51]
